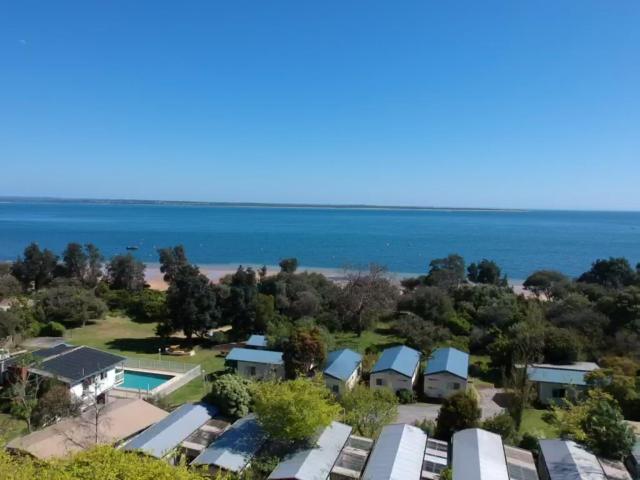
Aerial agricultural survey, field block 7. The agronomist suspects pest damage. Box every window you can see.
[249,366,256,376]
[552,388,566,398]
[100,372,107,380]
[452,382,460,390]
[376,378,384,386]
[332,385,339,393]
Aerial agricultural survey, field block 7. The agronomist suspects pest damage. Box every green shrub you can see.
[39,322,65,337]
[397,388,416,404]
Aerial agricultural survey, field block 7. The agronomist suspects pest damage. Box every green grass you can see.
[520,408,557,439]
[334,321,403,353]
[0,413,27,446]
[64,315,226,405]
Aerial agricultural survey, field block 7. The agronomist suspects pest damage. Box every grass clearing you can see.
[0,413,27,446]
[520,408,557,438]
[334,321,403,353]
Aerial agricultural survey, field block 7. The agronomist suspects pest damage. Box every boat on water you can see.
[126,246,139,251]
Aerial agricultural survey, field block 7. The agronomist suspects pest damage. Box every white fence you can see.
[123,357,198,374]
[110,359,202,400]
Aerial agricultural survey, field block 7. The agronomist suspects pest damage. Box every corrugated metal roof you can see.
[362,424,427,480]
[191,414,265,472]
[324,349,362,381]
[371,346,420,378]
[425,347,469,379]
[246,335,268,348]
[268,421,352,480]
[31,346,126,383]
[226,347,283,365]
[32,343,74,359]
[123,402,217,458]
[527,363,598,386]
[452,428,509,480]
[539,440,606,480]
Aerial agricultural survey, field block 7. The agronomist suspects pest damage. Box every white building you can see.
[370,346,421,393]
[28,344,125,403]
[324,349,362,396]
[225,347,285,380]
[423,347,469,399]
[527,362,599,405]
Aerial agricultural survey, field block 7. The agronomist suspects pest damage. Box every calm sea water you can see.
[1,201,639,280]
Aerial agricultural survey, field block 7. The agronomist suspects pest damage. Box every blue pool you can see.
[121,370,174,391]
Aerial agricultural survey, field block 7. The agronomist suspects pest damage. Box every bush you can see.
[39,321,65,337]
[414,418,436,436]
[208,331,228,345]
[205,373,252,418]
[397,388,416,404]
[481,412,518,444]
[435,391,481,441]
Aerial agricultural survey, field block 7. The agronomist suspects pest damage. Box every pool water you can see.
[121,370,174,391]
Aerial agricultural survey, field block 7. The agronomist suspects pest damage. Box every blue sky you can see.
[1,1,639,210]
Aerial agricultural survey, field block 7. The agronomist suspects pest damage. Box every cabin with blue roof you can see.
[423,347,469,399]
[245,334,268,350]
[369,345,421,393]
[323,349,362,395]
[526,361,599,405]
[225,347,285,380]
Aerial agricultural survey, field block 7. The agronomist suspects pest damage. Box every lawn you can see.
[0,413,27,446]
[520,408,557,439]
[334,321,403,353]
[64,315,226,405]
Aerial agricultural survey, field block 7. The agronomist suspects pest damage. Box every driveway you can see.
[395,403,441,425]
[477,387,507,419]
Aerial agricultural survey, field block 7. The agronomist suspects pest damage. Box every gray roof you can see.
[452,428,509,480]
[191,414,265,472]
[527,363,599,386]
[123,403,218,458]
[31,345,126,383]
[539,439,606,480]
[226,347,284,365]
[268,422,352,480]
[362,424,427,480]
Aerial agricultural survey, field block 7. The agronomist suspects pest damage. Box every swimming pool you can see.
[121,370,175,391]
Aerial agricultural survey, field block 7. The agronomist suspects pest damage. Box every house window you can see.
[552,388,566,398]
[376,378,384,386]
[249,366,256,376]
[452,382,460,390]
[332,385,339,393]
[100,372,107,380]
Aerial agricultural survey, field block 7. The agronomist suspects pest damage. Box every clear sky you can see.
[1,1,639,210]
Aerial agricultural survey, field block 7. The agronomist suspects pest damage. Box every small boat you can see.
[126,246,139,251]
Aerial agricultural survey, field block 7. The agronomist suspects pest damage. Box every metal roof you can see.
[32,343,74,359]
[538,440,606,480]
[246,335,268,348]
[31,346,126,383]
[452,428,509,480]
[324,349,362,381]
[226,347,283,365]
[191,414,265,472]
[371,346,420,378]
[425,347,469,379]
[362,424,427,480]
[268,421,352,480]
[527,363,599,386]
[123,402,218,458]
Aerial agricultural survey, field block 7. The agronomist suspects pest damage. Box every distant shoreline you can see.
[0,196,527,213]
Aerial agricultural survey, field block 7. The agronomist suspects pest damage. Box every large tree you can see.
[340,384,398,438]
[282,326,327,378]
[579,257,637,289]
[35,285,108,327]
[205,373,252,418]
[435,391,481,441]
[157,245,189,283]
[106,254,146,291]
[62,242,88,281]
[84,243,104,287]
[224,266,259,339]
[467,259,506,286]
[523,270,570,299]
[426,254,466,289]
[12,243,59,291]
[252,377,340,443]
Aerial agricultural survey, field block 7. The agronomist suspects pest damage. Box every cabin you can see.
[191,414,266,475]
[245,334,268,350]
[538,439,607,480]
[526,362,599,405]
[268,421,354,480]
[369,346,420,394]
[423,347,469,399]
[324,349,362,396]
[452,428,539,480]
[361,423,428,480]
[225,347,285,380]
[23,344,125,404]
[123,402,225,463]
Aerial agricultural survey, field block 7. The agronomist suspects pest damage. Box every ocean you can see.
[1,200,639,280]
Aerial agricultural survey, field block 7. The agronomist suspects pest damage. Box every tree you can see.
[252,377,340,443]
[84,243,103,287]
[340,385,398,438]
[0,310,22,340]
[395,313,450,354]
[397,286,456,326]
[279,258,299,274]
[467,259,505,286]
[337,265,398,335]
[35,286,107,328]
[205,374,252,418]
[165,264,219,338]
[543,327,582,364]
[0,273,21,300]
[32,383,80,428]
[426,254,466,289]
[11,243,59,291]
[62,243,88,281]
[106,254,146,291]
[523,270,570,298]
[282,326,327,378]
[579,257,637,289]
[435,391,481,441]
[224,266,259,339]
[481,412,518,444]
[3,354,44,432]
[158,245,189,283]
